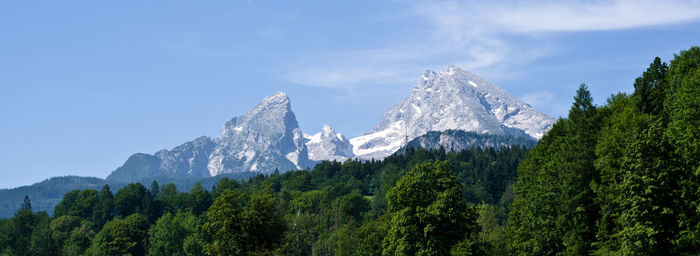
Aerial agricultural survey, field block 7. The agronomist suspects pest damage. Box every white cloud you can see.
[286,0,700,89]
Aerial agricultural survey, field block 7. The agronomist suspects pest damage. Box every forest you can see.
[0,46,697,255]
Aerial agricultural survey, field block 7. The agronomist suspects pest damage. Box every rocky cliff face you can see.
[304,124,354,162]
[349,65,555,159]
[207,92,312,176]
[108,92,313,182]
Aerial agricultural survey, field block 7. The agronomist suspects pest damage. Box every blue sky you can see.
[1,0,699,188]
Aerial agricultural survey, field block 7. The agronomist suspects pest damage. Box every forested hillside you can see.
[508,47,700,255]
[0,145,527,255]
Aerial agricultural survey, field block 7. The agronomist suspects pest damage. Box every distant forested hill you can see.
[0,172,260,217]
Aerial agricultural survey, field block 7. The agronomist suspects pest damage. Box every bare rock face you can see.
[349,65,556,159]
[207,92,312,176]
[108,92,313,182]
[304,124,354,162]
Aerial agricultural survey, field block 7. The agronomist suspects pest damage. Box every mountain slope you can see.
[350,65,555,159]
[400,129,537,153]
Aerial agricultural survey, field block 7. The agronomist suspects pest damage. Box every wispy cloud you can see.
[521,90,570,117]
[286,0,700,89]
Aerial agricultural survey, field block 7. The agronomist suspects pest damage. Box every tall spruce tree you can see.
[508,84,601,255]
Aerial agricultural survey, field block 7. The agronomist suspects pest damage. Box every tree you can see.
[10,196,35,256]
[159,183,180,214]
[148,212,187,256]
[203,190,244,255]
[115,183,149,217]
[204,187,286,256]
[183,183,212,216]
[633,57,668,115]
[382,161,479,256]
[28,212,53,256]
[92,184,114,229]
[559,84,600,255]
[89,213,149,255]
[665,46,700,252]
[240,186,287,254]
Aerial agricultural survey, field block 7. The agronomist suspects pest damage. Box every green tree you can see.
[11,196,35,256]
[665,46,700,252]
[115,183,150,217]
[89,213,149,256]
[633,57,668,115]
[92,184,114,229]
[54,189,98,219]
[148,212,187,256]
[28,212,54,256]
[382,161,479,256]
[183,183,212,216]
[204,187,286,256]
[559,84,600,255]
[203,190,244,255]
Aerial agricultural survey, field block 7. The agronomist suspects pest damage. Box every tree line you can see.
[0,144,527,255]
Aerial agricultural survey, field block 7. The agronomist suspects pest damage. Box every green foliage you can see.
[182,183,212,216]
[89,213,149,256]
[54,189,98,219]
[92,185,114,229]
[508,47,700,255]
[148,211,205,256]
[0,128,533,255]
[382,161,479,256]
[204,187,286,256]
[115,183,150,217]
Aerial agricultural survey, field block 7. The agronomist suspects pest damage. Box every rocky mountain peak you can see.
[350,65,555,159]
[209,92,311,176]
[304,124,354,162]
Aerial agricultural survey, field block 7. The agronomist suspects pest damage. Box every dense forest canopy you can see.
[0,46,697,255]
[0,144,527,255]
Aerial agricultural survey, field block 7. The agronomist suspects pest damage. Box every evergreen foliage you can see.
[508,46,700,255]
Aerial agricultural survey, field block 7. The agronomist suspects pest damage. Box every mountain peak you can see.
[305,124,354,161]
[265,91,290,106]
[445,64,462,74]
[350,68,556,159]
[321,124,334,135]
[209,92,311,175]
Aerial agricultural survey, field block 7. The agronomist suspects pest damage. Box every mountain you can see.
[0,176,107,217]
[208,92,313,176]
[399,129,537,154]
[108,92,313,183]
[349,65,556,159]
[304,124,354,161]
[0,171,264,218]
[107,136,216,182]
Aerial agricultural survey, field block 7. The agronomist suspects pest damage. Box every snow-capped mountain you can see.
[108,92,313,182]
[349,65,556,159]
[304,124,354,162]
[107,66,554,182]
[208,92,312,176]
